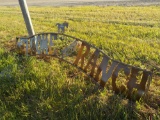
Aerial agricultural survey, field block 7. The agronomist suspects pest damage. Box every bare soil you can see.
[0,0,160,6]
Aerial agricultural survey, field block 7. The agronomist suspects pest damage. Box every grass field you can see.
[0,6,160,119]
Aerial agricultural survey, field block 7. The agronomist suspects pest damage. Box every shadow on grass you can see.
[0,51,159,120]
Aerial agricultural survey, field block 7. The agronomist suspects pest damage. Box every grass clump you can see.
[0,6,160,119]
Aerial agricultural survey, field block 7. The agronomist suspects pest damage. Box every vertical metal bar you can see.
[18,0,35,36]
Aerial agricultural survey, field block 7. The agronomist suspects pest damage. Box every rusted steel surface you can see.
[16,32,152,100]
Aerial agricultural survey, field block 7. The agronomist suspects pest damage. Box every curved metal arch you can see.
[16,32,152,100]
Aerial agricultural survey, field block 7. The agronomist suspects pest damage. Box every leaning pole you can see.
[18,0,35,36]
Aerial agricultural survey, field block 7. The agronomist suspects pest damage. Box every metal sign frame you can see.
[16,33,152,100]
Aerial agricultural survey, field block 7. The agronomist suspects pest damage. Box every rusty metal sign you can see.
[16,33,152,100]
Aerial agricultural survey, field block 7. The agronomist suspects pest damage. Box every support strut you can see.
[18,0,35,36]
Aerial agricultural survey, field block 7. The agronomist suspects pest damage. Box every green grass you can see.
[0,6,160,119]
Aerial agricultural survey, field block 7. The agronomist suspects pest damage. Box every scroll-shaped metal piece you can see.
[16,32,152,100]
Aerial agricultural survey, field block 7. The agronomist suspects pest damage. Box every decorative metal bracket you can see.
[16,32,152,100]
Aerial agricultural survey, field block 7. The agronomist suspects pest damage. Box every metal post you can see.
[18,0,35,36]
